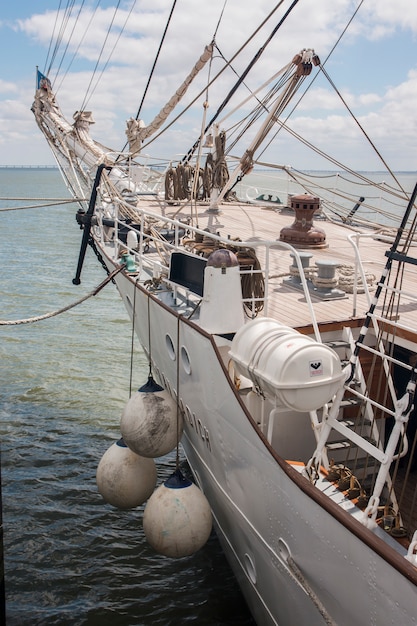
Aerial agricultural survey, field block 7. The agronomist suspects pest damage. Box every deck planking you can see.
[164,198,417,333]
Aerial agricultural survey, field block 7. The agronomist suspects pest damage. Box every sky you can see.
[1,0,417,171]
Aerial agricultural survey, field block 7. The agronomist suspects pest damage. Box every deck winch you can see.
[230,318,344,411]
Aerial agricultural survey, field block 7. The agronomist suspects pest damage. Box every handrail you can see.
[106,200,325,340]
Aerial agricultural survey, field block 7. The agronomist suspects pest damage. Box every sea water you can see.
[0,168,255,626]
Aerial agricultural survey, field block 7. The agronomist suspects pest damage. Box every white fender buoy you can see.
[143,469,212,558]
[96,438,157,509]
[120,376,183,458]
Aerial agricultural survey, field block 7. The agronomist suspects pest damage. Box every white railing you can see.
[103,201,329,340]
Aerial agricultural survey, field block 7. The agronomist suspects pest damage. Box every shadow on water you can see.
[0,169,255,625]
[1,399,254,625]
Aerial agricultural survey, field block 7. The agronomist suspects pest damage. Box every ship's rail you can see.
[95,196,348,342]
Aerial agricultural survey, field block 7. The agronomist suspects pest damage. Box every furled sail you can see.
[126,43,213,154]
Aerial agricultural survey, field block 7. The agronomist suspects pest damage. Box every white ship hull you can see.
[105,262,417,626]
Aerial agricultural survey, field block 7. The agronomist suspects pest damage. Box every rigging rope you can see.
[257,0,366,164]
[224,68,292,152]
[79,0,122,112]
[115,0,178,156]
[319,64,405,196]
[251,0,408,202]
[0,199,83,212]
[46,0,74,75]
[135,0,178,122]
[52,0,86,85]
[0,265,124,326]
[82,0,138,112]
[141,1,288,155]
[181,0,299,164]
[55,1,100,95]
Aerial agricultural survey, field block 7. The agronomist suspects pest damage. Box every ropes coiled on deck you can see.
[165,164,195,200]
[165,131,229,201]
[236,247,265,315]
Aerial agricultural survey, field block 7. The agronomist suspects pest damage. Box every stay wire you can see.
[251,0,404,196]
[180,0,299,164]
[253,0,405,201]
[205,0,299,126]
[254,1,363,162]
[79,0,122,112]
[135,0,178,122]
[54,1,101,95]
[117,0,178,157]
[82,0,138,112]
[141,0,288,155]
[44,0,64,73]
[52,0,86,88]
[47,0,77,77]
[319,64,406,196]
[212,0,228,41]
[45,0,65,73]
[225,70,293,153]
[213,41,289,126]
[202,0,228,105]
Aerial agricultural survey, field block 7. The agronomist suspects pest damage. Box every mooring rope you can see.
[0,265,125,326]
[0,199,84,212]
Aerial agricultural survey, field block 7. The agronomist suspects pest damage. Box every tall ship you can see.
[32,2,417,623]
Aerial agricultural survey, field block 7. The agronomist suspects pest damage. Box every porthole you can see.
[181,346,191,374]
[165,334,176,360]
[278,538,291,561]
[244,553,257,585]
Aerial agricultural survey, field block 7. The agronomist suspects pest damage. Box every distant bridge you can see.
[0,165,57,169]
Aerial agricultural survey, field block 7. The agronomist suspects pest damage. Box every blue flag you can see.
[37,70,51,91]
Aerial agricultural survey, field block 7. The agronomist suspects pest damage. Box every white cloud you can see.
[360,0,417,37]
[0,80,18,95]
[1,0,417,169]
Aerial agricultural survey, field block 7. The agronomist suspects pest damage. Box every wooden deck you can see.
[162,198,417,335]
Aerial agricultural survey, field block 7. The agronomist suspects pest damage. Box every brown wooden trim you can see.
[295,317,366,335]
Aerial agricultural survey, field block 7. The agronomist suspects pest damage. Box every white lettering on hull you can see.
[184,404,211,451]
